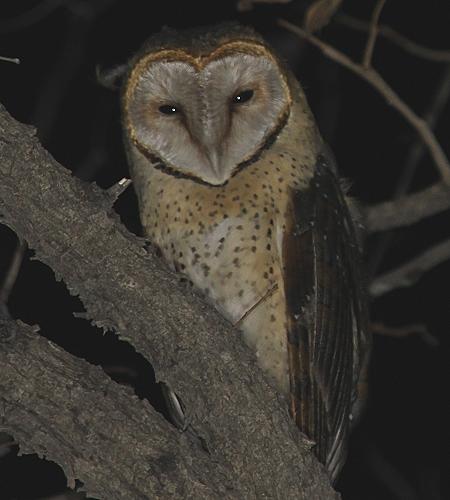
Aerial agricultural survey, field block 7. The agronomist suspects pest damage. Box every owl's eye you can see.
[233,89,254,104]
[159,104,179,115]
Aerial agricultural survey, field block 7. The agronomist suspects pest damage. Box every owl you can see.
[121,23,369,482]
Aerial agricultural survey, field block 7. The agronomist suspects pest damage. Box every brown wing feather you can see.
[282,153,368,481]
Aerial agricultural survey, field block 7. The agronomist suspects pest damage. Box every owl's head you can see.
[122,24,292,186]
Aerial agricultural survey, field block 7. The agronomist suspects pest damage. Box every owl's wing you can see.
[282,152,367,481]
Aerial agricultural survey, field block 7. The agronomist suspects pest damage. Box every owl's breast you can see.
[138,152,313,392]
[146,178,280,323]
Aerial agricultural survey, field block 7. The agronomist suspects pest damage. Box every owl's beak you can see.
[206,148,221,175]
[192,116,231,185]
[204,147,229,186]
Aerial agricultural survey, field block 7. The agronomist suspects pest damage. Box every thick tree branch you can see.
[364,181,450,233]
[278,19,450,185]
[0,320,237,499]
[0,104,337,498]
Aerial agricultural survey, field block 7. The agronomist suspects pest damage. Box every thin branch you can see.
[278,19,450,184]
[106,177,132,203]
[363,0,386,68]
[337,13,450,63]
[365,181,450,233]
[0,56,20,64]
[370,238,450,297]
[371,322,438,347]
[368,65,450,273]
[393,64,450,198]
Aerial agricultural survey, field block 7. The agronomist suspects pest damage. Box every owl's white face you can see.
[124,41,291,186]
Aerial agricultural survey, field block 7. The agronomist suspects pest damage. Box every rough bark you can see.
[0,104,338,498]
[0,320,236,499]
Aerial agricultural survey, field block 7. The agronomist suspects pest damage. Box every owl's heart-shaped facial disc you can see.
[124,40,291,186]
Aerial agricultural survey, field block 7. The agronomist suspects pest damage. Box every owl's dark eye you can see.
[159,104,179,115]
[233,89,254,104]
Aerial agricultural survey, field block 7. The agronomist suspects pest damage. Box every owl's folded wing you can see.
[282,153,367,481]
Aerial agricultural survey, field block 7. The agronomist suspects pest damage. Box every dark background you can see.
[0,1,448,499]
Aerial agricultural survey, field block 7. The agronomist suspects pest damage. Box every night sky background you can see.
[0,1,449,499]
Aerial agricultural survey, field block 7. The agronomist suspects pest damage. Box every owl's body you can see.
[122,23,369,482]
[129,87,318,392]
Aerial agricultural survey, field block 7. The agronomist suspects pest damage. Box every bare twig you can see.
[106,177,132,203]
[363,0,386,68]
[278,19,450,184]
[365,181,450,233]
[370,238,450,297]
[337,14,450,63]
[393,64,450,198]
[0,56,20,64]
[371,322,438,347]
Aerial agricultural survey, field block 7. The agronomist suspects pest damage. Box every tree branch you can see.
[336,14,450,63]
[278,19,450,185]
[364,181,450,233]
[0,319,237,499]
[369,238,450,297]
[0,55,20,64]
[0,103,337,499]
[370,321,438,346]
[367,65,450,273]
[362,0,386,68]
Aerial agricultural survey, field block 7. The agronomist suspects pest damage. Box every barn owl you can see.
[121,23,369,481]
